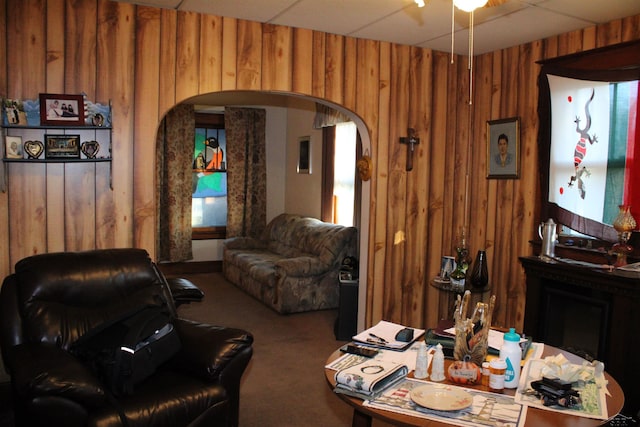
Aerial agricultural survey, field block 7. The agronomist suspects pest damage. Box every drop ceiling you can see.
[114,0,640,55]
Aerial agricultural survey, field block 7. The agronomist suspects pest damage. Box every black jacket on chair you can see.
[0,249,253,427]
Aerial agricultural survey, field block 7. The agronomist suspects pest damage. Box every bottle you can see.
[450,230,470,292]
[500,328,522,389]
[430,343,445,382]
[470,250,489,289]
[449,263,466,293]
[481,361,490,387]
[414,341,429,379]
[489,359,506,392]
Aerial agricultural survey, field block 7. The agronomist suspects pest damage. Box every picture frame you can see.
[297,136,311,174]
[487,117,520,179]
[5,135,23,159]
[45,134,80,159]
[39,93,85,126]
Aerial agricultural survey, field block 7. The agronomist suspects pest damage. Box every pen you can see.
[368,333,387,343]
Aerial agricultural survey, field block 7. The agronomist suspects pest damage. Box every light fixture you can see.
[414,0,425,7]
[453,0,488,12]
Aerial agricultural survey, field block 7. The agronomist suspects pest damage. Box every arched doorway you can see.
[159,90,371,330]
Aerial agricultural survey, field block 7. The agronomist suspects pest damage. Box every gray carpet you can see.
[177,272,394,427]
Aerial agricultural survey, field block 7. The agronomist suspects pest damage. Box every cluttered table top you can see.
[324,319,624,427]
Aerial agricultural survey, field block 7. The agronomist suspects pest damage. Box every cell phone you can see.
[340,343,379,358]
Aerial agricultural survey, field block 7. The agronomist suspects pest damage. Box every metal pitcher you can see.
[538,218,558,258]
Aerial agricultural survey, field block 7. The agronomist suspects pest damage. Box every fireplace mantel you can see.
[519,256,639,415]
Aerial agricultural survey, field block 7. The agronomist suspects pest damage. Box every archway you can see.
[160,90,372,330]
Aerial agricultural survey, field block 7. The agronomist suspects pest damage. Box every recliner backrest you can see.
[8,249,175,351]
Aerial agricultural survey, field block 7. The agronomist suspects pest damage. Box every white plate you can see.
[410,385,473,411]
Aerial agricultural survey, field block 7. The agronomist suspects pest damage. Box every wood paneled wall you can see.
[1,0,639,330]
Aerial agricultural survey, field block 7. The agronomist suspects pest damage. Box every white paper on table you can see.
[353,320,426,350]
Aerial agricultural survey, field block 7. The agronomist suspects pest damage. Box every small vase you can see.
[470,250,489,289]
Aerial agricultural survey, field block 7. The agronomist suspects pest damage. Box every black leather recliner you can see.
[0,249,253,427]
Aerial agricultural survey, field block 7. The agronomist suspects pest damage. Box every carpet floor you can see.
[176,272,394,427]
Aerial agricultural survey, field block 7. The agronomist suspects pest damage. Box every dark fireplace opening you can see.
[540,283,611,362]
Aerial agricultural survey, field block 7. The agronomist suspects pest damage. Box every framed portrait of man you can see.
[487,117,520,179]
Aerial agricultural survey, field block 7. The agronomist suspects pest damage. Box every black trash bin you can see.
[334,257,358,341]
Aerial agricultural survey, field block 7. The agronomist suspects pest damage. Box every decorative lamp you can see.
[612,204,637,266]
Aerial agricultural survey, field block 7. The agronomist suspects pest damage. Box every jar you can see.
[489,359,507,392]
[481,361,490,387]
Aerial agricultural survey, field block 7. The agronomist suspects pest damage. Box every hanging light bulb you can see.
[414,0,425,7]
[453,0,488,12]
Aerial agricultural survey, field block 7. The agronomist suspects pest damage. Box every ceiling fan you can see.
[414,0,509,11]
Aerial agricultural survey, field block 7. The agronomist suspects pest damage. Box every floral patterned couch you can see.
[223,213,358,314]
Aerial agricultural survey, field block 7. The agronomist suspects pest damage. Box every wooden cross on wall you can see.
[400,128,420,171]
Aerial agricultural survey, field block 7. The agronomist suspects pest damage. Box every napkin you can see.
[539,354,609,395]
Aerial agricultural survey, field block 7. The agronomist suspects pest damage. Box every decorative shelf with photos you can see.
[2,95,113,189]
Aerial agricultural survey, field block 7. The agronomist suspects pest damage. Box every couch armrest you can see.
[275,256,331,276]
[172,318,253,381]
[10,343,105,408]
[167,277,205,306]
[223,236,266,250]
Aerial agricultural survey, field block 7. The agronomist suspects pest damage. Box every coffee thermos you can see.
[538,218,558,258]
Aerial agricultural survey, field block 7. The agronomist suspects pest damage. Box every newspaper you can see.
[333,359,408,400]
[363,378,528,427]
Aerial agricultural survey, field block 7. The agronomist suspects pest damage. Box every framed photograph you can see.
[45,134,80,159]
[5,135,23,159]
[39,93,85,126]
[3,98,28,126]
[297,136,311,174]
[487,117,520,179]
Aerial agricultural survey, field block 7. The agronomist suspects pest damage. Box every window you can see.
[192,113,227,239]
[333,122,357,226]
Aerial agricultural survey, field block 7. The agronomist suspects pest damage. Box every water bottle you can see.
[499,328,522,389]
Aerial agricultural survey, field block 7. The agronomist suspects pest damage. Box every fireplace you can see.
[539,282,610,361]
[520,256,639,415]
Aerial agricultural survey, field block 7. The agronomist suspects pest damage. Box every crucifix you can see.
[399,128,420,171]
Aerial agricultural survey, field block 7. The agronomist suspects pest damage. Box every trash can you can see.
[334,257,358,341]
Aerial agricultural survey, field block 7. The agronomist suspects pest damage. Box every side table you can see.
[430,278,491,320]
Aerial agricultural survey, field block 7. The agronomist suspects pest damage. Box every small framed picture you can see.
[3,98,28,126]
[5,135,23,159]
[45,134,81,159]
[39,93,85,126]
[487,117,520,179]
[297,136,311,174]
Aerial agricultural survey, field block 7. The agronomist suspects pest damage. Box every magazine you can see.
[334,359,408,400]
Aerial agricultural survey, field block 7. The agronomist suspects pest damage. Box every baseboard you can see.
[157,260,222,276]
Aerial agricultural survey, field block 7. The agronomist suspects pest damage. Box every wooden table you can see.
[325,345,624,427]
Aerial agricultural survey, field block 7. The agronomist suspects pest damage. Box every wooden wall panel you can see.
[262,24,292,92]
[96,1,134,248]
[0,0,8,276]
[175,11,201,103]
[292,28,313,95]
[1,1,639,334]
[199,15,223,94]
[236,20,262,91]
[133,6,162,255]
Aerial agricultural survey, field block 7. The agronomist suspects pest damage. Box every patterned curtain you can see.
[156,104,195,262]
[225,107,267,238]
[313,103,350,129]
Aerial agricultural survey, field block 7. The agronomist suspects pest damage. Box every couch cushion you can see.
[263,214,357,266]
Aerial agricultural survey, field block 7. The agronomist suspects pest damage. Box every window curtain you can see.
[313,103,350,129]
[224,107,267,238]
[156,104,195,262]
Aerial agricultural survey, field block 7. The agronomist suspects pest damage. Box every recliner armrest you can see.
[10,343,105,408]
[172,318,253,380]
[167,277,205,306]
